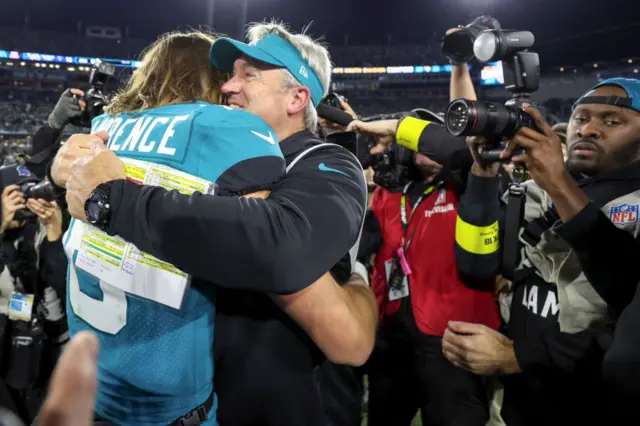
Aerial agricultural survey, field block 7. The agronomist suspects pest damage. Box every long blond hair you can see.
[105,30,226,116]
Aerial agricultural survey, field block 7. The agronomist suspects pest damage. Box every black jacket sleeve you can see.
[553,202,640,314]
[357,209,382,262]
[454,172,504,279]
[30,125,62,158]
[603,285,640,398]
[107,146,367,294]
[514,326,608,374]
[38,239,69,301]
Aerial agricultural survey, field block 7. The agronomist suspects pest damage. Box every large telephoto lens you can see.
[444,98,534,138]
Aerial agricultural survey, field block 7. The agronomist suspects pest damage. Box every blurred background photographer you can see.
[0,164,68,424]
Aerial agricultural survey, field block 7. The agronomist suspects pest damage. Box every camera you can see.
[442,16,502,64]
[350,112,418,190]
[0,163,57,221]
[321,92,347,110]
[444,29,540,162]
[368,141,415,190]
[69,59,116,128]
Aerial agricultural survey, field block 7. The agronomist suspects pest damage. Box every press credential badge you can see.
[9,292,35,322]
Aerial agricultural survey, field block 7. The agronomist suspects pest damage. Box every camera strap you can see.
[400,181,438,253]
[502,182,527,281]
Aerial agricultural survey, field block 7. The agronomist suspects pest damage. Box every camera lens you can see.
[441,16,501,63]
[445,99,473,135]
[444,99,534,138]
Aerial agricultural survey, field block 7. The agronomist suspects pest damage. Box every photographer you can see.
[0,179,68,424]
[24,89,87,182]
[348,115,499,426]
[444,78,640,426]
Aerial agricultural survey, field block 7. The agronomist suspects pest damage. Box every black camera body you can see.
[444,28,540,162]
[325,111,420,190]
[321,92,347,110]
[69,59,116,128]
[0,163,56,221]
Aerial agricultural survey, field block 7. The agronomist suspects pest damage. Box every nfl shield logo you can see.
[610,204,639,225]
[435,189,446,205]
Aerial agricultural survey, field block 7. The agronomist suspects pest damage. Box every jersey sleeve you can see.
[193,107,285,195]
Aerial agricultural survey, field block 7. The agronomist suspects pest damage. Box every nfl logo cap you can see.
[210,34,325,107]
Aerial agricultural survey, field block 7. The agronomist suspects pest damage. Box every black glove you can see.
[47,89,84,130]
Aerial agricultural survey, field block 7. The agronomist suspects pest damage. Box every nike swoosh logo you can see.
[318,163,349,177]
[251,130,276,145]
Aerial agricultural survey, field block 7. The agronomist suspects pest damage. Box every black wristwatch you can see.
[85,181,114,232]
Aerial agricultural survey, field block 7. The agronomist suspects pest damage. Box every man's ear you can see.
[287,86,311,116]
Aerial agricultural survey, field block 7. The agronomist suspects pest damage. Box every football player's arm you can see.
[553,202,640,314]
[454,172,504,279]
[274,270,377,366]
[107,147,367,294]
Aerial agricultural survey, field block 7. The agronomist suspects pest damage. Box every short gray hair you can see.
[280,70,319,133]
[247,20,332,133]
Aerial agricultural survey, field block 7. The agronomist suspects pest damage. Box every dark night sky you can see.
[0,0,638,68]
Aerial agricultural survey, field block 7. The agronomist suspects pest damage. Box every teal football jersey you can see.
[63,102,285,426]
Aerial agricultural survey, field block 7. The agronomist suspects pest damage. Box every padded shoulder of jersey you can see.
[190,104,285,189]
[194,105,278,141]
[91,113,110,132]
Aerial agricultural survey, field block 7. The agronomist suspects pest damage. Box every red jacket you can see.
[370,183,501,336]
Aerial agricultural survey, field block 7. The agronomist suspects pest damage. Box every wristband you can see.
[395,116,432,153]
[352,261,370,287]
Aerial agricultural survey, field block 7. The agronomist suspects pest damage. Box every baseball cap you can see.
[573,77,640,113]
[210,34,325,107]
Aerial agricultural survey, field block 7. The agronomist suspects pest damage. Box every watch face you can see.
[87,201,102,223]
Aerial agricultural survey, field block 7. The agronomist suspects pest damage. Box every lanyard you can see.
[399,181,437,251]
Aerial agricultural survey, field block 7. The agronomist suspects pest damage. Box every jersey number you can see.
[66,222,128,335]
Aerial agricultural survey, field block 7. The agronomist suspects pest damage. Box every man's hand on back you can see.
[65,131,126,222]
[51,134,96,187]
